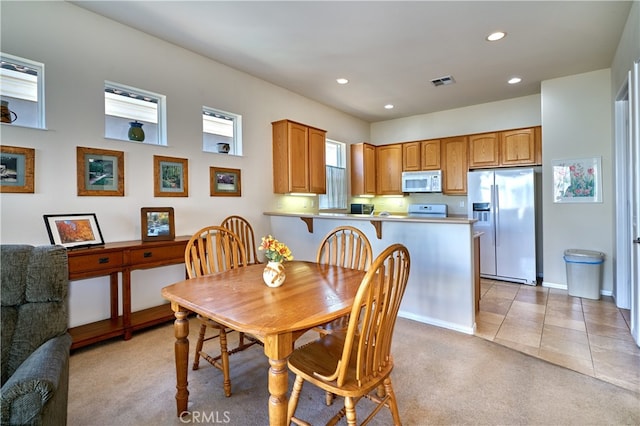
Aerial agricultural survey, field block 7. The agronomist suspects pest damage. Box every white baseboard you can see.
[542,281,611,297]
[398,311,475,335]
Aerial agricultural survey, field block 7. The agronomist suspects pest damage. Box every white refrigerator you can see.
[468,168,537,285]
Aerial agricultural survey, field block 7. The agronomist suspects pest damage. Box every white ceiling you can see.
[71,1,632,123]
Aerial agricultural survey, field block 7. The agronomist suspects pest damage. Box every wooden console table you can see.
[67,236,189,350]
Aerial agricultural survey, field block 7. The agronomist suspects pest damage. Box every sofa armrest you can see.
[1,333,72,425]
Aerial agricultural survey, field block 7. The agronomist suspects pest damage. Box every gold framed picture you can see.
[77,146,124,196]
[153,155,188,197]
[0,145,35,193]
[210,166,241,197]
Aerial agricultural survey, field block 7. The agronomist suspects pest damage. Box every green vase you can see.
[128,121,145,141]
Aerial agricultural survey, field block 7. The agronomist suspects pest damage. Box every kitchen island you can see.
[264,211,479,334]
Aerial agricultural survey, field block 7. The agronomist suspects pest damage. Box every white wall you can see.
[541,69,614,291]
[0,2,369,326]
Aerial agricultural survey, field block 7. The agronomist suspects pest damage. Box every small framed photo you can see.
[153,155,188,197]
[77,146,124,196]
[0,145,35,193]
[210,166,241,197]
[552,156,603,203]
[43,213,105,249]
[140,207,175,242]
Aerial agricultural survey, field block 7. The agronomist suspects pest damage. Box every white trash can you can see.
[563,249,605,300]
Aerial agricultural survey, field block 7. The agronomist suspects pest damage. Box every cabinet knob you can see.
[98,257,110,264]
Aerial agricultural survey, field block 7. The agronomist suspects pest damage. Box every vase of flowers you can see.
[259,235,293,287]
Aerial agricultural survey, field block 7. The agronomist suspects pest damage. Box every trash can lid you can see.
[564,249,605,259]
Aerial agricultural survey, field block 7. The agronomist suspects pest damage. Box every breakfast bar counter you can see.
[264,211,479,334]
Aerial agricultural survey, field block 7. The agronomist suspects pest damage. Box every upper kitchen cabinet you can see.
[500,127,541,166]
[351,143,376,196]
[402,140,441,171]
[376,144,403,195]
[272,119,326,194]
[468,126,541,169]
[442,136,468,194]
[468,132,499,168]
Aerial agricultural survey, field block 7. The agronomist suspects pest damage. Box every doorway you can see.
[614,59,640,346]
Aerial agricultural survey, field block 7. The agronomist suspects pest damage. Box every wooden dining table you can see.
[161,260,367,426]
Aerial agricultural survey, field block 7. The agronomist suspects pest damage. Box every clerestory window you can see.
[0,53,45,129]
[203,107,242,155]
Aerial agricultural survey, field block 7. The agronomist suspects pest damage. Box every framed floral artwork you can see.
[552,156,602,203]
[153,155,188,197]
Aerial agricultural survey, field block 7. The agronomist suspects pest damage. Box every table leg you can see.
[268,357,288,426]
[173,307,189,417]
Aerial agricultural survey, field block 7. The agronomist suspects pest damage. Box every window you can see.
[0,53,45,129]
[319,139,347,209]
[203,107,242,155]
[104,81,166,145]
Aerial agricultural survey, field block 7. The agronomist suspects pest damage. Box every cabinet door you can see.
[421,140,441,170]
[500,128,536,165]
[308,127,326,194]
[376,144,403,195]
[469,132,499,168]
[442,136,468,194]
[287,122,310,192]
[351,143,376,195]
[402,142,421,171]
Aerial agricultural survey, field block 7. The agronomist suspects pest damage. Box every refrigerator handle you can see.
[494,184,500,245]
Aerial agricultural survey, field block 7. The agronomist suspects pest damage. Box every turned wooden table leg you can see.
[173,306,189,416]
[268,357,288,426]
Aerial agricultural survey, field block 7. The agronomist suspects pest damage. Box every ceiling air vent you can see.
[430,75,455,87]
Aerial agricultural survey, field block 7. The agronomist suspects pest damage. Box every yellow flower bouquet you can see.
[259,235,294,263]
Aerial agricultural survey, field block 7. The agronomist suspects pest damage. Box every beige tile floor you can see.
[475,278,640,394]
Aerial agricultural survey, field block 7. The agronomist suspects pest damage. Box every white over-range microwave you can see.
[401,170,442,193]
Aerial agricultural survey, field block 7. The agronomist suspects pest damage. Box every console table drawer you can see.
[68,252,124,274]
[130,244,185,265]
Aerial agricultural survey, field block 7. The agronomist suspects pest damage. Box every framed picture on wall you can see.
[210,166,241,196]
[153,155,188,197]
[552,156,603,203]
[77,146,124,196]
[0,145,35,193]
[140,207,175,242]
[43,213,105,249]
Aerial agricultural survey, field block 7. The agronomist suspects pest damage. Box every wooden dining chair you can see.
[220,215,261,265]
[184,225,261,397]
[315,225,373,332]
[287,243,411,426]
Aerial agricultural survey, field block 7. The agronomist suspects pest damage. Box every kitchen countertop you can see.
[263,211,477,225]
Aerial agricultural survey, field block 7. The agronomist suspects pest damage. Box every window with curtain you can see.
[319,140,347,209]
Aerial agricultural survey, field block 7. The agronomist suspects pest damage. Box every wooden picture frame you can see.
[153,155,188,197]
[210,166,241,197]
[140,207,175,242]
[77,146,124,196]
[0,145,35,193]
[43,213,105,249]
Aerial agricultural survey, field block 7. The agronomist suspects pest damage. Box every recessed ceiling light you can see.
[384,104,394,110]
[336,78,349,85]
[486,31,506,42]
[508,77,522,84]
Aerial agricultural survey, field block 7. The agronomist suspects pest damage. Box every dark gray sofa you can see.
[1,245,72,425]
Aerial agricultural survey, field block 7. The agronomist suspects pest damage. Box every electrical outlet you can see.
[459,201,465,208]
[311,200,315,207]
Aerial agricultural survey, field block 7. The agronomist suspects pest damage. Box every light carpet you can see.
[68,317,640,425]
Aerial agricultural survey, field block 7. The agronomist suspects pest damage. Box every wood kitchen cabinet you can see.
[351,142,377,196]
[376,143,403,195]
[442,136,468,194]
[272,119,326,194]
[501,127,541,166]
[468,132,500,168]
[402,139,441,171]
[469,127,541,169]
